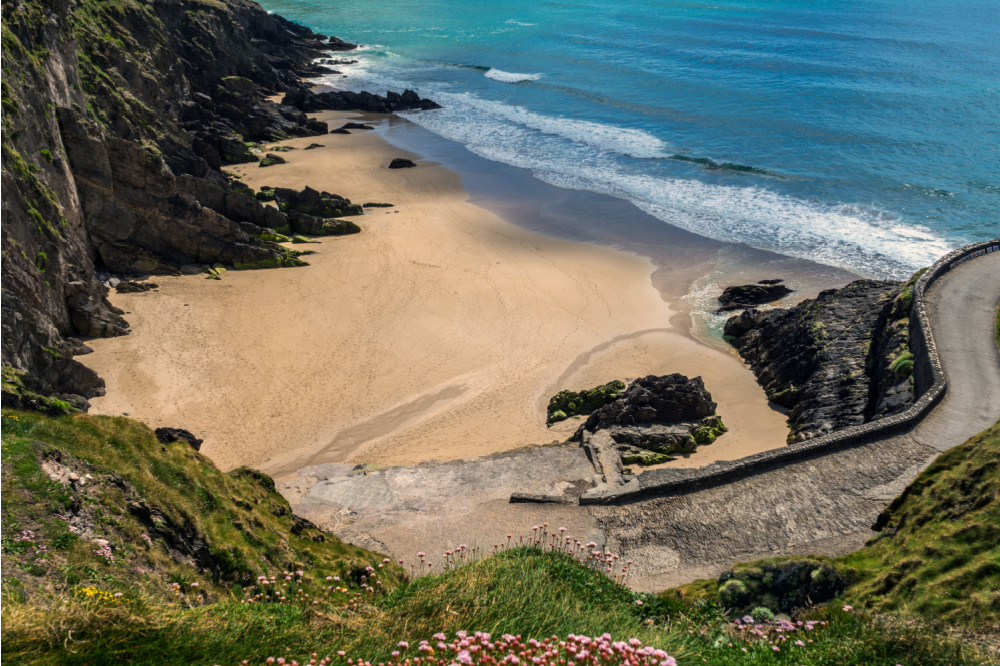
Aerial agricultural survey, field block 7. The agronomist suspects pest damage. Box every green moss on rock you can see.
[691,415,727,445]
[258,153,286,168]
[547,380,625,425]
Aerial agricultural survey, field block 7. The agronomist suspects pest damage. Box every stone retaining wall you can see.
[577,238,1000,506]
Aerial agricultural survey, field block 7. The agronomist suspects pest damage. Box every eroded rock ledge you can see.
[725,277,920,443]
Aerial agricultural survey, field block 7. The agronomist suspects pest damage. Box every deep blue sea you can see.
[259,0,999,279]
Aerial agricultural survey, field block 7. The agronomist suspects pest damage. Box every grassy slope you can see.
[1,410,398,601]
[1,409,991,665]
[840,420,1000,624]
[675,420,1000,629]
[3,548,987,666]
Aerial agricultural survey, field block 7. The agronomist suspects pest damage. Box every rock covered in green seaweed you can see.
[547,380,626,425]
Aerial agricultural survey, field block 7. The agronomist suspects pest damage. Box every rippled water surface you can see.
[260,0,999,278]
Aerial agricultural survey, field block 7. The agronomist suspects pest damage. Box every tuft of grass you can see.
[889,351,915,379]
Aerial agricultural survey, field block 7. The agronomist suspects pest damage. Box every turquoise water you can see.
[261,0,999,278]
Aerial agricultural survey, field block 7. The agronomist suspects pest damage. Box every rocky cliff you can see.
[725,277,920,443]
[0,0,421,407]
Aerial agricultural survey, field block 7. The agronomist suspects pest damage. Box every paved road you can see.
[283,252,1000,590]
[913,252,1000,451]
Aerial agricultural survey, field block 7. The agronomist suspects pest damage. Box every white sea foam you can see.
[321,59,953,278]
[505,19,538,26]
[484,69,543,84]
[437,92,670,159]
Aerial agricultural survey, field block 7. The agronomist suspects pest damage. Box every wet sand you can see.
[83,110,796,477]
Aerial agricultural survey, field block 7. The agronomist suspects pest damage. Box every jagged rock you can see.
[327,35,358,51]
[274,186,364,218]
[723,308,760,339]
[726,279,910,442]
[304,143,325,150]
[286,213,361,237]
[547,380,626,425]
[584,374,717,432]
[389,158,417,169]
[718,282,793,311]
[281,87,441,114]
[605,423,696,453]
[154,428,204,451]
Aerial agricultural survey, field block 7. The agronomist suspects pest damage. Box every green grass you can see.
[1,409,394,601]
[839,419,1000,625]
[3,547,988,665]
[1,410,993,664]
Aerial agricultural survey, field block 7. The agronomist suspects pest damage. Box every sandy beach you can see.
[82,110,790,477]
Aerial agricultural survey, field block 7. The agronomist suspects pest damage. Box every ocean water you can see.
[260,0,999,279]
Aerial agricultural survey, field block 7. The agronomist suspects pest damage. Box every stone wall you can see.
[578,238,1000,505]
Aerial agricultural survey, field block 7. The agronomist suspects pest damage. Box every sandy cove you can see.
[83,111,788,478]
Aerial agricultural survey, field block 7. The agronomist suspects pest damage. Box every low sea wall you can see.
[575,238,1000,506]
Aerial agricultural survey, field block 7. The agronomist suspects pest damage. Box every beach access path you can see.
[285,250,1000,591]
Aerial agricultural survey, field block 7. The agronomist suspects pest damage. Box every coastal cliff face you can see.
[726,278,918,443]
[1,0,344,404]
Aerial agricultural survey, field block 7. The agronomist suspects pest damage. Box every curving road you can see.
[283,250,1000,591]
[913,252,1000,451]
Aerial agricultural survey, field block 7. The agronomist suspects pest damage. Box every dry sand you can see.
[83,111,789,477]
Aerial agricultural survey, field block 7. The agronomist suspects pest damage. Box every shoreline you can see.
[81,108,805,478]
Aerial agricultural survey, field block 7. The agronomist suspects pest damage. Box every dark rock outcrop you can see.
[155,427,205,452]
[282,88,442,114]
[725,279,917,442]
[274,186,364,218]
[584,374,717,432]
[389,158,417,169]
[723,308,760,339]
[339,123,375,131]
[577,375,726,458]
[259,153,287,167]
[718,281,792,311]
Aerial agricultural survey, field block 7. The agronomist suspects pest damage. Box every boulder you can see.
[154,427,204,451]
[274,186,364,218]
[718,282,792,311]
[338,123,375,130]
[723,308,760,339]
[259,153,286,168]
[584,374,717,432]
[388,158,416,169]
